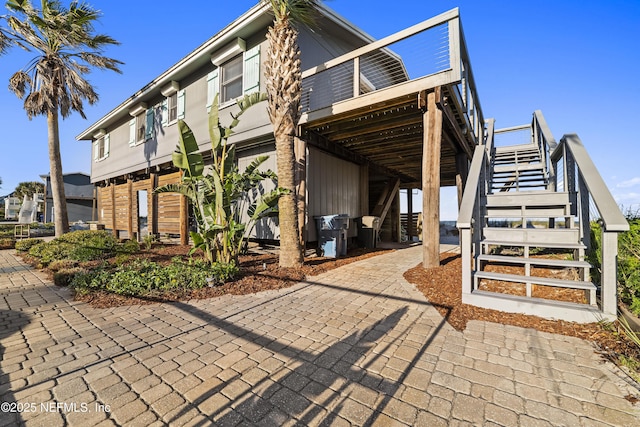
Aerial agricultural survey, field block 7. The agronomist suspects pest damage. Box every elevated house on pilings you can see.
[77,4,626,323]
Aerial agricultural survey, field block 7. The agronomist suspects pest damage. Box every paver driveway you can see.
[0,246,638,426]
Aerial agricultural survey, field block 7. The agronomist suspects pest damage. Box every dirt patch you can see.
[403,252,640,378]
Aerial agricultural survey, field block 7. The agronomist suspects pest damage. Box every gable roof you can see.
[76,3,377,141]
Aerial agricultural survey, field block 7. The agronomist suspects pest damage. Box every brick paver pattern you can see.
[0,246,638,426]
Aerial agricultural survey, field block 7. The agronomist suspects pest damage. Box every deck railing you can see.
[300,7,484,145]
[550,134,629,316]
[457,118,495,295]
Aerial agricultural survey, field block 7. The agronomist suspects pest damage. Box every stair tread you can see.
[482,239,586,249]
[474,271,595,289]
[492,176,548,182]
[494,164,545,173]
[477,254,591,268]
[468,290,602,312]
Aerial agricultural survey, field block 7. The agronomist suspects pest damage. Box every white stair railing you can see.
[550,134,629,317]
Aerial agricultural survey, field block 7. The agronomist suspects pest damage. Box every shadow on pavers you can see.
[0,309,31,426]
[167,291,451,425]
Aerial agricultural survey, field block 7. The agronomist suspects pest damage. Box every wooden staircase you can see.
[477,188,597,311]
[458,112,628,323]
[491,143,548,192]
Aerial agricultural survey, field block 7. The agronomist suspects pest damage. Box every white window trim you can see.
[93,133,110,162]
[207,42,260,110]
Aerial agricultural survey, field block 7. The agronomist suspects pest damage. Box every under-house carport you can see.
[298,8,484,267]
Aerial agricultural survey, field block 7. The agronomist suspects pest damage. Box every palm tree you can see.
[14,181,44,200]
[6,0,122,236]
[263,0,320,268]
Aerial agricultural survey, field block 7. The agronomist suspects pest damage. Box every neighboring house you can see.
[3,196,21,220]
[77,4,481,248]
[40,173,94,223]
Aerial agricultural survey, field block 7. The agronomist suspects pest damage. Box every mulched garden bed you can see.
[70,244,395,308]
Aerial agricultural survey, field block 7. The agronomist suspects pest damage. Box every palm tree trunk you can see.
[276,133,303,267]
[47,109,69,236]
[266,17,304,268]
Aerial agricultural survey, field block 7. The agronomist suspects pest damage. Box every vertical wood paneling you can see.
[157,172,182,235]
[307,147,360,242]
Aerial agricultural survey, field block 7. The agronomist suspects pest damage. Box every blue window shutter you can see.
[145,108,154,140]
[129,119,136,146]
[207,69,219,109]
[161,98,168,125]
[104,134,110,157]
[177,89,186,119]
[243,45,260,95]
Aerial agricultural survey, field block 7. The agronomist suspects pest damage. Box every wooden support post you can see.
[150,173,157,237]
[455,152,469,208]
[395,188,401,243]
[180,194,189,246]
[601,232,618,317]
[110,183,117,237]
[294,137,307,247]
[421,88,443,268]
[407,189,414,240]
[127,178,134,240]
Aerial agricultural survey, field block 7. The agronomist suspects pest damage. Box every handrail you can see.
[458,118,495,228]
[300,8,460,79]
[533,110,556,151]
[551,134,629,232]
[300,7,484,145]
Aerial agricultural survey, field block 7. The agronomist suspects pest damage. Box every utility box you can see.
[357,216,380,249]
[314,214,350,258]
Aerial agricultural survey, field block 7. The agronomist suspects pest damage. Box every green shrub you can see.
[26,230,131,266]
[15,238,44,252]
[120,239,140,254]
[591,218,640,315]
[70,258,238,297]
[0,238,16,249]
[48,259,78,272]
[53,267,87,287]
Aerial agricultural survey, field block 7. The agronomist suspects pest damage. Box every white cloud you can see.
[613,192,640,212]
[617,177,640,188]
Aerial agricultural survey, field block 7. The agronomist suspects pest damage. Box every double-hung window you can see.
[93,133,110,161]
[129,104,154,146]
[161,82,185,125]
[207,43,260,108]
[220,55,243,104]
[168,92,178,122]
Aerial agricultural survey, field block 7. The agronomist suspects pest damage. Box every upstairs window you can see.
[129,107,155,146]
[207,44,260,108]
[168,92,178,123]
[162,90,185,126]
[221,55,243,104]
[161,82,185,125]
[93,133,110,161]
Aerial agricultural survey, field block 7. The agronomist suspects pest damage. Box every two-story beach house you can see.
[78,3,628,323]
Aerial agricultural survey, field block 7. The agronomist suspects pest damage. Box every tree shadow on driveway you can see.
[0,309,31,426]
[168,284,450,426]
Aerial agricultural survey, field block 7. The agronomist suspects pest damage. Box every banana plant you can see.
[156,92,288,265]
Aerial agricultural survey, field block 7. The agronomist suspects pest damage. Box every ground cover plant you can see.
[0,223,54,249]
[588,209,640,316]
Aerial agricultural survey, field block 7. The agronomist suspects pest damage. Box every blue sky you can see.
[1,0,638,220]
